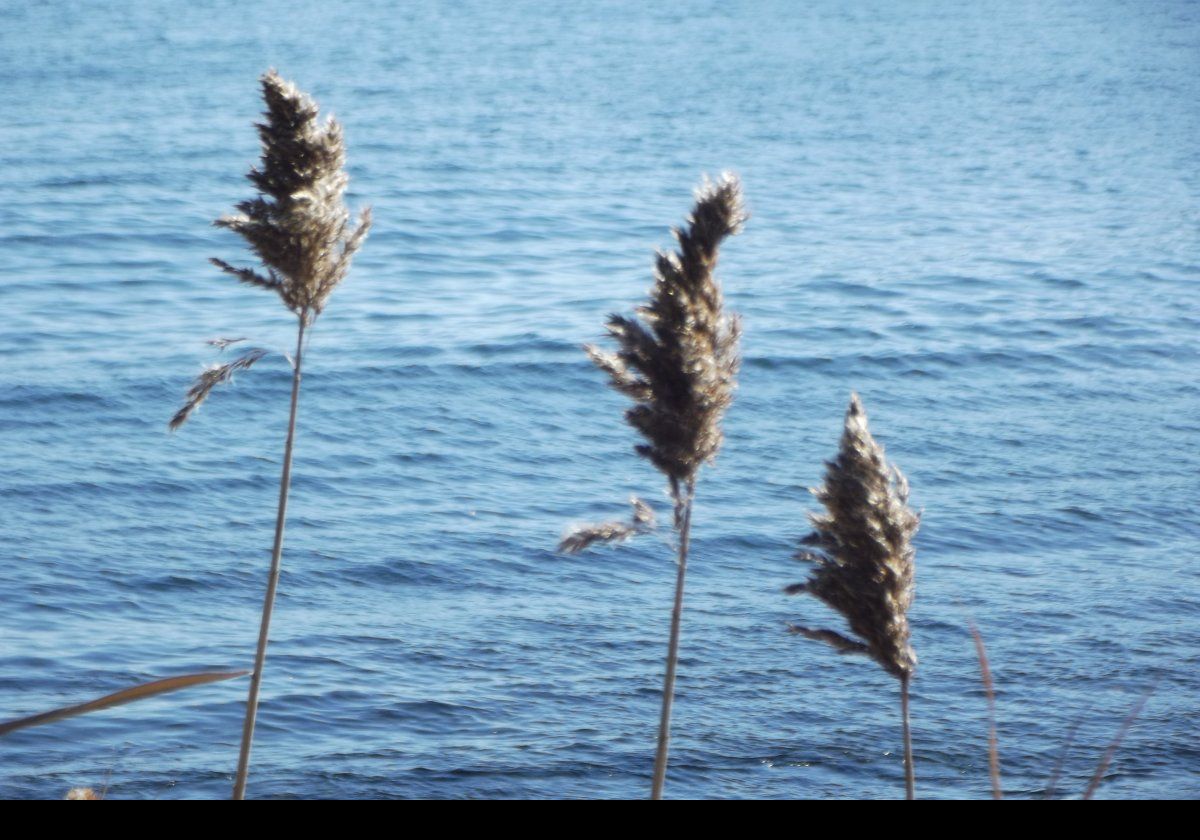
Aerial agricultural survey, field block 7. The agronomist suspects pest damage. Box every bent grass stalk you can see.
[1083,685,1154,800]
[786,394,920,799]
[1044,714,1085,799]
[0,671,248,737]
[171,70,370,800]
[969,622,1002,799]
[560,175,744,799]
[960,621,1152,800]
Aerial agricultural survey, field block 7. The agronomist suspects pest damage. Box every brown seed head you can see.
[211,69,371,321]
[787,394,919,679]
[586,174,745,494]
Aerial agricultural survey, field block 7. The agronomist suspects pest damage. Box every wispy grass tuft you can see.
[564,173,745,799]
[171,69,370,800]
[786,393,919,799]
[169,348,269,430]
[558,497,656,554]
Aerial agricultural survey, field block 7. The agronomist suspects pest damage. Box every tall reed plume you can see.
[561,174,744,799]
[171,70,370,799]
[786,394,919,799]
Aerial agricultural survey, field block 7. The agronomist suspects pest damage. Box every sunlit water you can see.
[1,0,1197,799]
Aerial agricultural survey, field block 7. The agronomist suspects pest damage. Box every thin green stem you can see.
[901,672,915,800]
[232,314,307,800]
[651,480,695,800]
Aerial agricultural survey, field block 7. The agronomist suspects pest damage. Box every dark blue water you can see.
[2,0,1198,799]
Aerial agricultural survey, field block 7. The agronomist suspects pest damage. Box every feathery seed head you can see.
[557,496,657,555]
[587,174,745,493]
[212,70,371,321]
[64,788,102,800]
[169,348,270,431]
[788,394,919,679]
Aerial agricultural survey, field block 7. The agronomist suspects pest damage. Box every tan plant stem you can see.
[1043,715,1083,799]
[1082,685,1154,800]
[969,623,1002,799]
[232,314,307,800]
[651,481,695,800]
[901,672,915,800]
[0,671,247,737]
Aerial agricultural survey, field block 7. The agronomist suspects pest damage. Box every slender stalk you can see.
[1043,715,1083,799]
[1082,685,1154,800]
[569,177,742,799]
[969,623,1002,799]
[651,482,695,800]
[232,314,307,800]
[900,672,915,800]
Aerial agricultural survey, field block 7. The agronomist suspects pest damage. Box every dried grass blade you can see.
[0,670,248,736]
[1082,685,1155,800]
[1044,713,1085,799]
[969,622,1002,799]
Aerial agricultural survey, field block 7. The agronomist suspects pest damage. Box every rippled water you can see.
[1,0,1198,799]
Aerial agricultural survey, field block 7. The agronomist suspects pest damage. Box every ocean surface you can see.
[1,0,1197,800]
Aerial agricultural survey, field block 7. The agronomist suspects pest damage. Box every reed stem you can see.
[969,623,1002,799]
[651,481,695,800]
[232,314,307,800]
[901,672,915,800]
[1082,685,1154,800]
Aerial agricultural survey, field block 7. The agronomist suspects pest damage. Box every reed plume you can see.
[786,393,919,799]
[585,175,744,495]
[171,69,370,800]
[569,174,744,799]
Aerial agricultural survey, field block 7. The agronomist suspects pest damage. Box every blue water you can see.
[1,0,1198,799]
